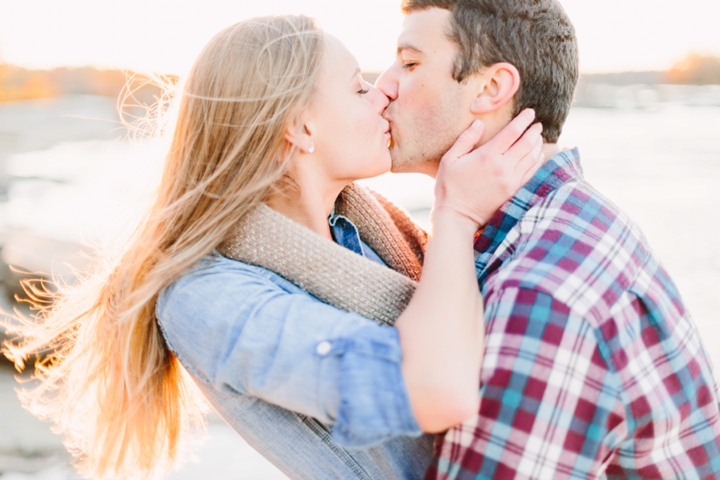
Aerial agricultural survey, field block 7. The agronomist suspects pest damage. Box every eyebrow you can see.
[397,43,423,55]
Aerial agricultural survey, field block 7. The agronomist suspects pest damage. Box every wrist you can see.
[429,207,480,238]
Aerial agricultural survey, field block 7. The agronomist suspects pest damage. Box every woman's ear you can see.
[284,117,315,154]
[470,62,521,115]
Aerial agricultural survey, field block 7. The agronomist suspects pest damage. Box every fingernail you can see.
[472,119,483,128]
[527,108,536,118]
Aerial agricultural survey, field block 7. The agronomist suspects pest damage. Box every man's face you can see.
[376,8,478,176]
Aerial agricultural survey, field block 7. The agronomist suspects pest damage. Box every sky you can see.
[1,0,719,75]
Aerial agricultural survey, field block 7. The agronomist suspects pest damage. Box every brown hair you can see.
[4,15,324,479]
[401,0,578,143]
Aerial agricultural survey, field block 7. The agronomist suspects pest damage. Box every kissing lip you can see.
[383,120,391,136]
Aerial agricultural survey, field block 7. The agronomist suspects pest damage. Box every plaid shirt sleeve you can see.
[428,286,627,479]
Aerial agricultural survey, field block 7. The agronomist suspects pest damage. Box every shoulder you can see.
[526,180,651,259]
[521,180,633,240]
[491,181,650,316]
[157,254,301,321]
[165,253,298,293]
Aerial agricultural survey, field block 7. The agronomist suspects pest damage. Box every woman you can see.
[7,15,543,479]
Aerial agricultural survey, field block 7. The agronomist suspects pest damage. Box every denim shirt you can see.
[156,211,433,479]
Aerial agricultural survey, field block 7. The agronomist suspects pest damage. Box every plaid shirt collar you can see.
[474,147,583,280]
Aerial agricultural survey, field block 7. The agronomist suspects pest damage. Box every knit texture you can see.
[335,185,426,281]
[220,183,426,326]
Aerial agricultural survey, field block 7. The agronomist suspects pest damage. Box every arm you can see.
[395,209,484,432]
[157,258,423,448]
[395,110,544,432]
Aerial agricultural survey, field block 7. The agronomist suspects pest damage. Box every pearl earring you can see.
[308,144,315,154]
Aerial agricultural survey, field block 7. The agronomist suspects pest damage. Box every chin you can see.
[390,139,445,174]
[389,142,415,171]
[350,156,391,181]
[390,155,437,176]
[373,156,392,177]
[389,152,415,173]
[368,163,391,179]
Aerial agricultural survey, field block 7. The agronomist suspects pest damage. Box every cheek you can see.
[409,90,459,139]
[354,107,390,170]
[324,104,388,177]
[400,79,447,130]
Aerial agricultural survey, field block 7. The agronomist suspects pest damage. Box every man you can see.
[376,0,720,478]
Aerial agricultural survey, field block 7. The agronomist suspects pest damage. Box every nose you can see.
[375,66,398,101]
[368,85,390,113]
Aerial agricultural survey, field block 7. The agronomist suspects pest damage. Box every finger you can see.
[441,120,486,163]
[504,122,543,164]
[519,147,545,186]
[514,135,543,173]
[520,156,543,186]
[485,108,536,155]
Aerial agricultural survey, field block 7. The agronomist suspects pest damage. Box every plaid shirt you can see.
[425,148,720,479]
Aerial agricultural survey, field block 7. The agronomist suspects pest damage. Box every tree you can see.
[666,53,720,85]
[0,45,7,101]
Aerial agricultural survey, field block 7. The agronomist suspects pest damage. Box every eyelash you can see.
[358,88,369,95]
[402,63,417,69]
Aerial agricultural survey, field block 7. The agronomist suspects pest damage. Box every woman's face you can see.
[305,34,391,183]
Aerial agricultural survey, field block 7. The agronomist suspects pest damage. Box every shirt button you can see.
[316,341,332,356]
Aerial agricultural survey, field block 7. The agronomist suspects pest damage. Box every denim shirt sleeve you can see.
[156,256,422,448]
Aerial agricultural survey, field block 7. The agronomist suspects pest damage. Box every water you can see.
[1,98,718,349]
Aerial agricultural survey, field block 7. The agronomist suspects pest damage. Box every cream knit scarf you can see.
[219,183,427,326]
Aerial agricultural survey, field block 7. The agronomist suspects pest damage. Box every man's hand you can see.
[434,109,544,228]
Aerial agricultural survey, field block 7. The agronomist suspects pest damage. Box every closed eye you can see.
[358,88,370,95]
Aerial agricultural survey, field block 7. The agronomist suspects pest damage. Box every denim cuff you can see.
[314,325,423,448]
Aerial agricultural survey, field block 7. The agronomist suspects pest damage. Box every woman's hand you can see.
[396,109,544,433]
[434,109,544,228]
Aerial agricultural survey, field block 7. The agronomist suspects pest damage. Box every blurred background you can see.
[1,0,719,478]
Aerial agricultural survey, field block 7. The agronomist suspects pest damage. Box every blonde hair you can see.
[4,15,324,479]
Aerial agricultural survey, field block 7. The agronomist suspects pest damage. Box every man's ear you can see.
[284,116,315,153]
[470,62,521,115]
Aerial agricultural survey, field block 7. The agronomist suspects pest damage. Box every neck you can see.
[541,143,561,162]
[265,161,344,240]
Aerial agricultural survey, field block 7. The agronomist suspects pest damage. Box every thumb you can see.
[442,120,485,164]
